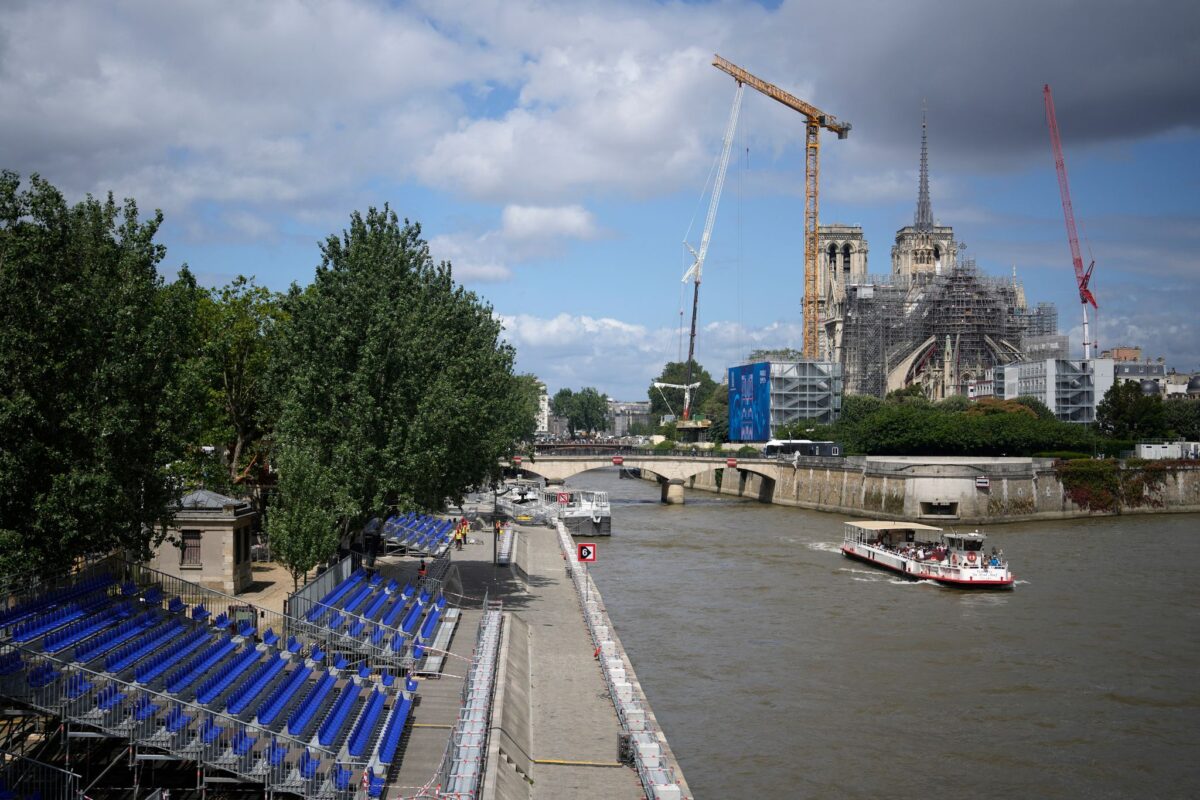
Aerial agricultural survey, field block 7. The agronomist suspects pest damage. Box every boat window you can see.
[964,540,983,551]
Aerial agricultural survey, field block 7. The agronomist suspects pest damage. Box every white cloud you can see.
[498,312,806,398]
[428,233,512,282]
[501,205,599,241]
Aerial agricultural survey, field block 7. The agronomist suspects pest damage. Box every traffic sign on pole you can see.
[577,543,597,562]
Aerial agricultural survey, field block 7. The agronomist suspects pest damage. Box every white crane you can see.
[679,83,744,419]
[653,381,701,423]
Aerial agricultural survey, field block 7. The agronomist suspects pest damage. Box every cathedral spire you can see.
[915,102,933,231]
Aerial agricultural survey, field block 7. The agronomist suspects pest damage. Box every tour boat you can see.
[840,520,1014,589]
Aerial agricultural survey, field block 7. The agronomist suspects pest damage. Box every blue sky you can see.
[3,0,1197,399]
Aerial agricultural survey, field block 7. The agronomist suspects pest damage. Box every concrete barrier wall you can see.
[671,459,1200,523]
[512,534,532,586]
[483,613,532,800]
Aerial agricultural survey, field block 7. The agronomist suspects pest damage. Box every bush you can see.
[1034,451,1092,460]
[654,439,677,452]
[736,445,759,457]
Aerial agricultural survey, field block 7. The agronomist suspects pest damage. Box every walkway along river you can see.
[570,468,1200,799]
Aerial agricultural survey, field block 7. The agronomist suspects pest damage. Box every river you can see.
[570,469,1200,799]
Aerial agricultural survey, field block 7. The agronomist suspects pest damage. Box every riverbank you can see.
[653,455,1200,523]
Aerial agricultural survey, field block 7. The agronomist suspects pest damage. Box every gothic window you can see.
[842,243,853,276]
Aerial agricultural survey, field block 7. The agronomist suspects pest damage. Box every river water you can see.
[570,469,1200,799]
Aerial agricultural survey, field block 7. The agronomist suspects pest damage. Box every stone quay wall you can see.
[664,457,1200,523]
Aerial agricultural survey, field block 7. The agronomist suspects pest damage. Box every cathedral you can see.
[817,113,1055,399]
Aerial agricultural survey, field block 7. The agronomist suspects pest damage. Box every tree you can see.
[700,385,729,443]
[838,394,883,424]
[648,361,717,418]
[1013,395,1056,420]
[200,277,284,488]
[573,388,609,435]
[1096,381,1167,440]
[266,441,344,590]
[270,206,529,556]
[552,388,577,436]
[1163,398,1200,440]
[551,387,607,436]
[0,172,202,577]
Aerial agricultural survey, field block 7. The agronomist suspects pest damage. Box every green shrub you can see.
[654,439,677,452]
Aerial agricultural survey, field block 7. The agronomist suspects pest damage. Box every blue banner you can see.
[728,362,770,442]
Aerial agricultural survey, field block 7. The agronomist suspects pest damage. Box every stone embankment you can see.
[667,456,1200,523]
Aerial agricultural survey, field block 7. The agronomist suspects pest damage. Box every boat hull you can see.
[563,515,612,537]
[841,545,1014,589]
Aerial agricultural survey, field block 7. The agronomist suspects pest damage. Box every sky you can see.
[3,0,1198,400]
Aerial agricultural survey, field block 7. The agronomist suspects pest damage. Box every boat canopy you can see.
[844,521,943,533]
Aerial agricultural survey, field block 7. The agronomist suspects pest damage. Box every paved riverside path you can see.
[244,523,645,798]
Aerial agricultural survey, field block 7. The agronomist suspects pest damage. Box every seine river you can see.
[572,469,1200,799]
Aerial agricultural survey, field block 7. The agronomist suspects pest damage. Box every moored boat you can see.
[841,520,1014,589]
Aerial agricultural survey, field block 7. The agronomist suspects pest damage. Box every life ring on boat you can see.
[966,551,977,563]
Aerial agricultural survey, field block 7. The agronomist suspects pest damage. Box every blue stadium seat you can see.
[256,665,312,726]
[375,695,413,765]
[317,683,362,746]
[226,654,288,715]
[347,688,386,757]
[286,672,335,737]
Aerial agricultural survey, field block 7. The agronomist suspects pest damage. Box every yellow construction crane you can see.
[712,55,850,359]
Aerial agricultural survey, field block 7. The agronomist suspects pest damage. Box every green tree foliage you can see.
[269,206,529,569]
[1163,398,1200,440]
[551,387,608,436]
[648,360,716,418]
[700,385,729,443]
[1013,395,1056,420]
[552,388,576,436]
[173,277,284,497]
[1096,381,1167,440]
[265,443,344,589]
[0,172,202,576]
[811,392,1095,457]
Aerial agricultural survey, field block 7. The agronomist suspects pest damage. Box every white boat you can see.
[841,520,1014,589]
[542,487,611,536]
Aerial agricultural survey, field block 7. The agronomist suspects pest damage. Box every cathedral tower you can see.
[892,107,957,278]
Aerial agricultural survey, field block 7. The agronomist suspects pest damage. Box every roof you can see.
[177,489,249,512]
[845,520,942,532]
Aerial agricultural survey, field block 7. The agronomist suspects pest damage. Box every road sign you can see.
[612,455,624,466]
[557,492,570,504]
[513,456,523,465]
[726,458,738,468]
[577,543,597,562]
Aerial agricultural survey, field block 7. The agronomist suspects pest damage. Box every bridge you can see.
[510,449,785,504]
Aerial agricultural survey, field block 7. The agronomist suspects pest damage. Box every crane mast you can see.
[712,55,850,360]
[1043,84,1099,359]
[681,83,744,418]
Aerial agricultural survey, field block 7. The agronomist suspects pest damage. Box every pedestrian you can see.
[417,559,427,580]
[454,525,464,551]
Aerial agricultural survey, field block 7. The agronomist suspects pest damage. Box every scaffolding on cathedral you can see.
[831,260,1033,398]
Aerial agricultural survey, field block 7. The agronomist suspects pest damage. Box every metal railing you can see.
[3,639,369,799]
[0,750,81,800]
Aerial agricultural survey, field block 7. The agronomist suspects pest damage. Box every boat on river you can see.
[542,487,611,536]
[841,520,1014,589]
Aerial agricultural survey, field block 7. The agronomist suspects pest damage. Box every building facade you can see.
[729,359,842,441]
[993,357,1115,423]
[150,489,256,595]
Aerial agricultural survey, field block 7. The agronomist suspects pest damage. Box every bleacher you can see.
[381,513,454,557]
[297,566,459,671]
[0,563,419,799]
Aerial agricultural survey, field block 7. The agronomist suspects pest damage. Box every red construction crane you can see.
[1043,84,1098,358]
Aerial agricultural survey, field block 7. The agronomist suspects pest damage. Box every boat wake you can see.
[807,541,843,554]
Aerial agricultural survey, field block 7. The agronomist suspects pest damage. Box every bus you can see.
[762,439,841,458]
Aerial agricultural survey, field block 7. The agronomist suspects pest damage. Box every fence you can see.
[0,750,80,800]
